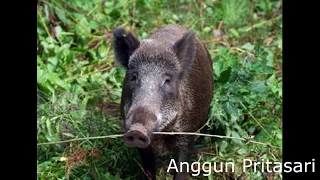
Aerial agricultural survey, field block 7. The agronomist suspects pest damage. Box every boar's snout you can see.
[124,107,158,148]
[124,123,151,148]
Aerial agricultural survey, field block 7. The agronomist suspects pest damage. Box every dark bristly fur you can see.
[113,24,213,180]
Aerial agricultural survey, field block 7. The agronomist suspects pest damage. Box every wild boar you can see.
[113,24,213,180]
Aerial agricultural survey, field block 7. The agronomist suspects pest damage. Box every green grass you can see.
[37,0,282,179]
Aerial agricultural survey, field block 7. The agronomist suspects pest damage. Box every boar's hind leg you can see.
[137,147,156,180]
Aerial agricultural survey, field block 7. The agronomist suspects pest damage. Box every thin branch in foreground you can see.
[65,66,113,82]
[153,132,280,149]
[239,102,276,144]
[37,134,124,145]
[134,159,152,180]
[37,132,281,149]
[37,10,51,38]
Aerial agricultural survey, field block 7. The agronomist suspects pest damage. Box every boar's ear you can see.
[113,28,140,68]
[172,31,197,71]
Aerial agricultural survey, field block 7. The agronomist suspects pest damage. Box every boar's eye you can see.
[130,74,137,82]
[161,75,172,87]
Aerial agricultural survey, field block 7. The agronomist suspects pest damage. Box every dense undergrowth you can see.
[37,0,282,179]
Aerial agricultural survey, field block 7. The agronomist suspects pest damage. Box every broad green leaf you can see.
[89,20,99,30]
[37,67,47,83]
[60,44,71,57]
[48,73,70,90]
[115,0,125,8]
[90,72,104,83]
[266,50,274,67]
[59,157,67,161]
[56,119,61,134]
[261,66,277,74]
[249,126,256,134]
[76,76,88,85]
[219,96,228,101]
[275,38,282,49]
[219,140,228,153]
[141,32,148,39]
[267,74,282,98]
[237,147,248,155]
[231,131,242,145]
[229,28,239,38]
[250,80,269,93]
[54,9,71,25]
[81,95,92,109]
[203,26,211,33]
[62,133,75,137]
[216,67,231,83]
[46,118,52,136]
[99,45,107,57]
[242,42,254,51]
[224,101,238,116]
[75,17,90,35]
[213,61,223,77]
[55,25,63,38]
[172,14,179,21]
[276,129,282,140]
[48,57,58,65]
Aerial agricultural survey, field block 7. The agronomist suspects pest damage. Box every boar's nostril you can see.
[139,137,146,143]
[124,130,150,148]
[127,136,134,141]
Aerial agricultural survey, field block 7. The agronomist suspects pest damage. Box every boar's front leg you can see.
[173,136,194,180]
[137,147,156,180]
